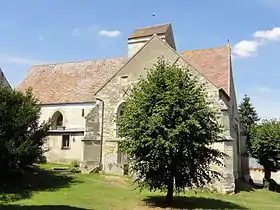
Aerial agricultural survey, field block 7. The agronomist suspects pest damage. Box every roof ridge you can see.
[153,34,223,93]
[181,45,229,52]
[95,34,159,95]
[31,56,126,67]
[132,23,170,31]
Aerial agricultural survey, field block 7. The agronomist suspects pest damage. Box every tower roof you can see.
[128,23,170,39]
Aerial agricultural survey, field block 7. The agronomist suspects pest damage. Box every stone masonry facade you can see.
[17,23,247,194]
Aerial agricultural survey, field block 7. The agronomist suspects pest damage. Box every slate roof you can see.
[17,45,231,104]
[128,23,170,39]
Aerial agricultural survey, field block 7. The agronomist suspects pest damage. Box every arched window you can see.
[115,102,127,168]
[51,111,64,130]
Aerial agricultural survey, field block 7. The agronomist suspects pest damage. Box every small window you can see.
[81,109,85,117]
[62,135,70,149]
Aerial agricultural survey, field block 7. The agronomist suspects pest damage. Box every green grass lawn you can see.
[0,164,280,209]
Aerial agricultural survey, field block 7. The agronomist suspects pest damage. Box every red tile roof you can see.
[17,57,127,104]
[181,45,230,94]
[17,45,231,104]
[128,23,170,39]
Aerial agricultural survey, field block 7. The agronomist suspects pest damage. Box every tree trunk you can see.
[263,167,271,189]
[166,177,174,205]
[264,167,271,180]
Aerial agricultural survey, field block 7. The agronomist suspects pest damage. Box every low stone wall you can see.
[250,167,280,184]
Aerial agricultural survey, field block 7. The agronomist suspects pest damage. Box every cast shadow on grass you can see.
[143,196,248,209]
[235,179,280,193]
[235,179,262,193]
[0,204,90,210]
[0,167,81,203]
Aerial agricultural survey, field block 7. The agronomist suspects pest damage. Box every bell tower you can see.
[127,23,176,58]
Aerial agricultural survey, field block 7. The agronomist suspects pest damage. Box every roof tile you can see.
[181,46,230,94]
[17,46,231,104]
[129,23,170,39]
[17,57,127,104]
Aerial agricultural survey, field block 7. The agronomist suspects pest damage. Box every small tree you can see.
[117,59,225,204]
[251,119,280,188]
[238,94,259,154]
[0,86,50,175]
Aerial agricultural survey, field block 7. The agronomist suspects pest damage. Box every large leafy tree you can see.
[117,59,225,204]
[251,119,280,188]
[0,86,50,176]
[238,95,259,154]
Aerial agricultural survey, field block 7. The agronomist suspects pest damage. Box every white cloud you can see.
[232,40,261,58]
[99,29,121,38]
[233,26,280,59]
[253,27,280,41]
[72,28,81,37]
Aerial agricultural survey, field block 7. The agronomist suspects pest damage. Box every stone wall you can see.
[228,56,248,180]
[41,102,95,163]
[45,132,84,164]
[0,69,10,87]
[80,105,102,171]
[96,35,236,192]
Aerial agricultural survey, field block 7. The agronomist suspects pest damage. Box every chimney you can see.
[127,23,176,58]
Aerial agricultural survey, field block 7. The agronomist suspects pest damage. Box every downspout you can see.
[96,97,104,167]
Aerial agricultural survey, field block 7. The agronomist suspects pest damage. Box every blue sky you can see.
[1,0,280,119]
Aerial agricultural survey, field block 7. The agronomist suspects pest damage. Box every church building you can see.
[17,23,248,193]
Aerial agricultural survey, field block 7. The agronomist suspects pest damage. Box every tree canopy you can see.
[238,94,259,155]
[0,86,50,178]
[117,58,225,204]
[251,119,280,188]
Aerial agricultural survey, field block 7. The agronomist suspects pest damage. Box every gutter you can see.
[95,97,104,167]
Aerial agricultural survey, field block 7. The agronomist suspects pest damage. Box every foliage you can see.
[116,58,225,203]
[70,160,79,168]
[69,161,81,173]
[251,119,280,187]
[0,86,50,177]
[238,94,259,155]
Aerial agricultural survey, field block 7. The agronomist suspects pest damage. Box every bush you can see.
[70,168,81,173]
[70,160,79,168]
[0,86,50,178]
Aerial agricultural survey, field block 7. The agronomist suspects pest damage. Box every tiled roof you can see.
[17,46,231,104]
[181,45,230,94]
[128,23,170,39]
[17,57,127,104]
